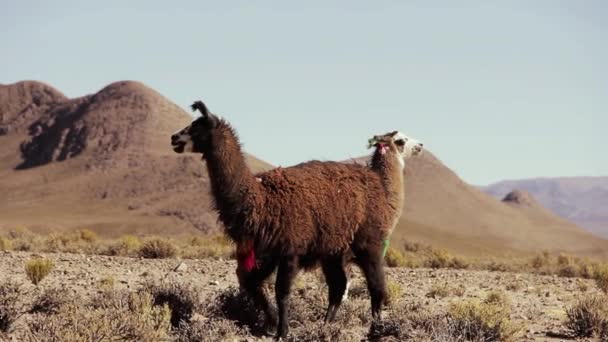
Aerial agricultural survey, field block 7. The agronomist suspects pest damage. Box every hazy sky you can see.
[2,1,606,185]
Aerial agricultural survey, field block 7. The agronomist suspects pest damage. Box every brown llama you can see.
[171,100,421,339]
[234,131,423,327]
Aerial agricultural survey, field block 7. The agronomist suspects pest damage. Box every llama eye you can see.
[395,140,406,146]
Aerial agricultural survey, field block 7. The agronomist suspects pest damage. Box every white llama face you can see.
[393,132,424,158]
[370,131,424,158]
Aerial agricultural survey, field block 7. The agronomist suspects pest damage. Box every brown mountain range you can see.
[1,80,606,258]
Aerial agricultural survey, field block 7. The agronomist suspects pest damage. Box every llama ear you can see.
[191,100,218,127]
[191,101,209,117]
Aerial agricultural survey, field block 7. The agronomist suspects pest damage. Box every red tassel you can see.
[237,240,256,272]
[243,247,256,272]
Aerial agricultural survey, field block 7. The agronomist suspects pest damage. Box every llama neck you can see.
[201,122,261,229]
[370,149,405,200]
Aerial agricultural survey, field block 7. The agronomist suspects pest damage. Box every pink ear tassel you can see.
[379,144,388,155]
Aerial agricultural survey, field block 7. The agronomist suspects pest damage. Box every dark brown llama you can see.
[234,131,423,319]
[171,100,419,339]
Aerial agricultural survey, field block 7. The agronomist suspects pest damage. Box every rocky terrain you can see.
[1,251,604,341]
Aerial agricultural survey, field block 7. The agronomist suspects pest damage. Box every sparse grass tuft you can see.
[387,280,403,304]
[446,292,521,342]
[426,282,450,299]
[25,258,54,286]
[30,288,72,315]
[145,281,202,327]
[23,290,171,341]
[105,235,142,256]
[565,295,608,338]
[43,229,100,254]
[98,275,115,290]
[385,247,407,268]
[138,238,177,259]
[595,263,608,294]
[0,237,10,251]
[181,234,234,260]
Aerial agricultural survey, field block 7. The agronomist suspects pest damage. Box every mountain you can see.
[348,154,608,258]
[482,177,608,238]
[1,80,607,258]
[0,80,271,236]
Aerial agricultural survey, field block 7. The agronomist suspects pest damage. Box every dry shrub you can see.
[22,291,171,342]
[385,247,407,268]
[206,286,266,333]
[425,249,452,269]
[387,280,403,304]
[138,238,177,259]
[0,237,10,251]
[565,295,608,338]
[373,300,449,341]
[98,275,115,290]
[43,229,99,254]
[446,292,521,342]
[30,288,72,315]
[530,251,551,270]
[174,318,252,342]
[402,240,428,253]
[181,234,234,259]
[0,280,28,333]
[291,322,357,342]
[595,263,608,294]
[426,282,450,299]
[7,227,36,251]
[24,258,54,285]
[423,249,469,269]
[105,235,141,256]
[145,281,202,327]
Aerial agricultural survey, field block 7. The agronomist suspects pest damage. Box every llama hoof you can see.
[264,323,278,337]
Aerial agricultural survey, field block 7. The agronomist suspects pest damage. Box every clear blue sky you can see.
[2,1,606,185]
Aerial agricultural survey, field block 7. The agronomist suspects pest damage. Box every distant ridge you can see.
[483,177,608,238]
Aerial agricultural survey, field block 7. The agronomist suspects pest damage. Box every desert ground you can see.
[1,249,606,342]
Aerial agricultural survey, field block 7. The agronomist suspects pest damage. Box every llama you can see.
[171,101,420,338]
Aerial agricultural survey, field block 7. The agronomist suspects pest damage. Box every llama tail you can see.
[191,100,209,116]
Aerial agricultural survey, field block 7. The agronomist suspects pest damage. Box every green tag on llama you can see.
[381,238,390,258]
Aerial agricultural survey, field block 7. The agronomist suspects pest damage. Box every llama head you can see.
[171,101,219,154]
[368,131,424,161]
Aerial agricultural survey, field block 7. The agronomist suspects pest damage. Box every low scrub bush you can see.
[138,238,177,259]
[25,258,54,286]
[145,281,202,327]
[23,291,171,342]
[181,234,234,260]
[385,247,407,268]
[30,288,72,315]
[0,280,28,333]
[565,295,608,338]
[446,292,521,342]
[595,263,608,294]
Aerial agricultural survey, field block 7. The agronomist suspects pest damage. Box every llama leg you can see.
[237,257,279,334]
[355,249,387,320]
[321,257,348,323]
[275,256,298,339]
[342,262,353,302]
